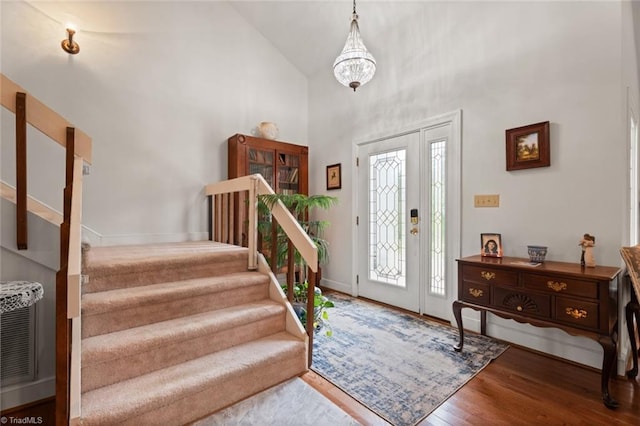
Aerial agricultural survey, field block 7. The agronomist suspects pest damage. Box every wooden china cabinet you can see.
[227,133,308,247]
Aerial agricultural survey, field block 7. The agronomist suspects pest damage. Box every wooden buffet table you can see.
[452,255,621,408]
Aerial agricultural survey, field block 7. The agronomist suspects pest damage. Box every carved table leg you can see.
[598,335,619,409]
[453,300,464,352]
[625,302,640,379]
[626,291,639,379]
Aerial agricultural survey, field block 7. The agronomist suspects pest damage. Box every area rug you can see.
[191,378,360,426]
[311,293,509,426]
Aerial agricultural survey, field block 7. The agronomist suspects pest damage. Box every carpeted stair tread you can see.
[82,271,268,315]
[81,301,287,392]
[80,332,307,426]
[85,241,247,269]
[82,241,250,293]
[83,300,285,365]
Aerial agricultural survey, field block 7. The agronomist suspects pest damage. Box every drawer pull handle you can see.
[565,307,588,320]
[480,271,495,281]
[547,281,567,292]
[469,288,484,298]
[516,306,523,312]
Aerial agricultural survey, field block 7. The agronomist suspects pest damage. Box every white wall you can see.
[308,1,632,369]
[2,0,639,389]
[0,199,58,409]
[0,0,310,408]
[1,0,309,245]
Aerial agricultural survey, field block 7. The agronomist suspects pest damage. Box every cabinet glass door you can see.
[248,149,274,187]
[277,152,300,194]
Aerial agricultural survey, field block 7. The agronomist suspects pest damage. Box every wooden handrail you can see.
[205,174,319,365]
[1,74,93,163]
[205,175,318,271]
[1,73,90,425]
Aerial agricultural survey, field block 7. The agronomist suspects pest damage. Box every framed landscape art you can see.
[506,121,550,171]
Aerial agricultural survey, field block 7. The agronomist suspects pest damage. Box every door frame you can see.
[351,110,462,321]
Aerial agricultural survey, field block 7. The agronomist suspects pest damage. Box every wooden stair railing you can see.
[205,175,318,366]
[1,73,92,426]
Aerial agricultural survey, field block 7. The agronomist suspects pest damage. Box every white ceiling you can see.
[27,0,427,79]
[230,1,428,78]
[23,1,640,82]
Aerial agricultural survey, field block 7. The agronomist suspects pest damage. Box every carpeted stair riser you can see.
[83,256,247,293]
[80,333,307,426]
[80,242,308,425]
[82,273,270,338]
[81,302,287,392]
[83,253,248,294]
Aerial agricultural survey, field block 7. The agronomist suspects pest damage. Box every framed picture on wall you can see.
[481,233,503,257]
[326,163,342,190]
[506,121,550,171]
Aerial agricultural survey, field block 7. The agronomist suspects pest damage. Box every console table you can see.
[452,255,621,408]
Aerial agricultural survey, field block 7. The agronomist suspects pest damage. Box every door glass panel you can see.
[368,149,406,287]
[430,140,446,296]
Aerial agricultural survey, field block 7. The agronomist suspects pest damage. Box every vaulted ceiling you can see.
[23,1,640,82]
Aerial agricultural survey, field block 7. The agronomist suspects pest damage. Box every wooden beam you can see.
[16,92,27,249]
[1,73,92,164]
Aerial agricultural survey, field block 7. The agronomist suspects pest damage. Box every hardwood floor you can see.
[303,291,640,425]
[302,345,640,426]
[0,396,55,425]
[5,311,638,426]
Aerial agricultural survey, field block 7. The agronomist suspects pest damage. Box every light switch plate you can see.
[474,194,500,207]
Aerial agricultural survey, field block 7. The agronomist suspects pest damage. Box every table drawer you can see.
[493,287,551,318]
[555,297,599,329]
[523,273,597,299]
[461,265,518,287]
[461,281,491,305]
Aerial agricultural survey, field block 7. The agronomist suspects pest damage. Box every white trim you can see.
[0,376,54,410]
[352,110,462,321]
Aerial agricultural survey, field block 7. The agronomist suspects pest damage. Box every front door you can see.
[356,131,421,312]
[356,112,460,319]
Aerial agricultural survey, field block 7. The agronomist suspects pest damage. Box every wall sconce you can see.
[61,28,80,54]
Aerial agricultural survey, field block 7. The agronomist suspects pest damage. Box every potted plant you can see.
[281,280,334,336]
[258,193,338,335]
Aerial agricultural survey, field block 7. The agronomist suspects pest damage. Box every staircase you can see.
[79,241,308,425]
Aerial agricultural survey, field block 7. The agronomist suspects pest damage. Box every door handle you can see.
[410,228,419,235]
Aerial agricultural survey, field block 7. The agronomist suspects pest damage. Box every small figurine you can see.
[578,233,596,267]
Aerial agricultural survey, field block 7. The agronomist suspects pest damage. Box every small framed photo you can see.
[506,121,550,171]
[326,163,342,190]
[481,233,503,257]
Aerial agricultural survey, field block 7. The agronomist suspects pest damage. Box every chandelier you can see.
[333,0,376,92]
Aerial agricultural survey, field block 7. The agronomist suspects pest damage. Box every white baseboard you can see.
[0,376,54,409]
[320,278,354,296]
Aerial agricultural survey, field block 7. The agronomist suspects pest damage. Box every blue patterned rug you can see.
[312,293,509,426]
